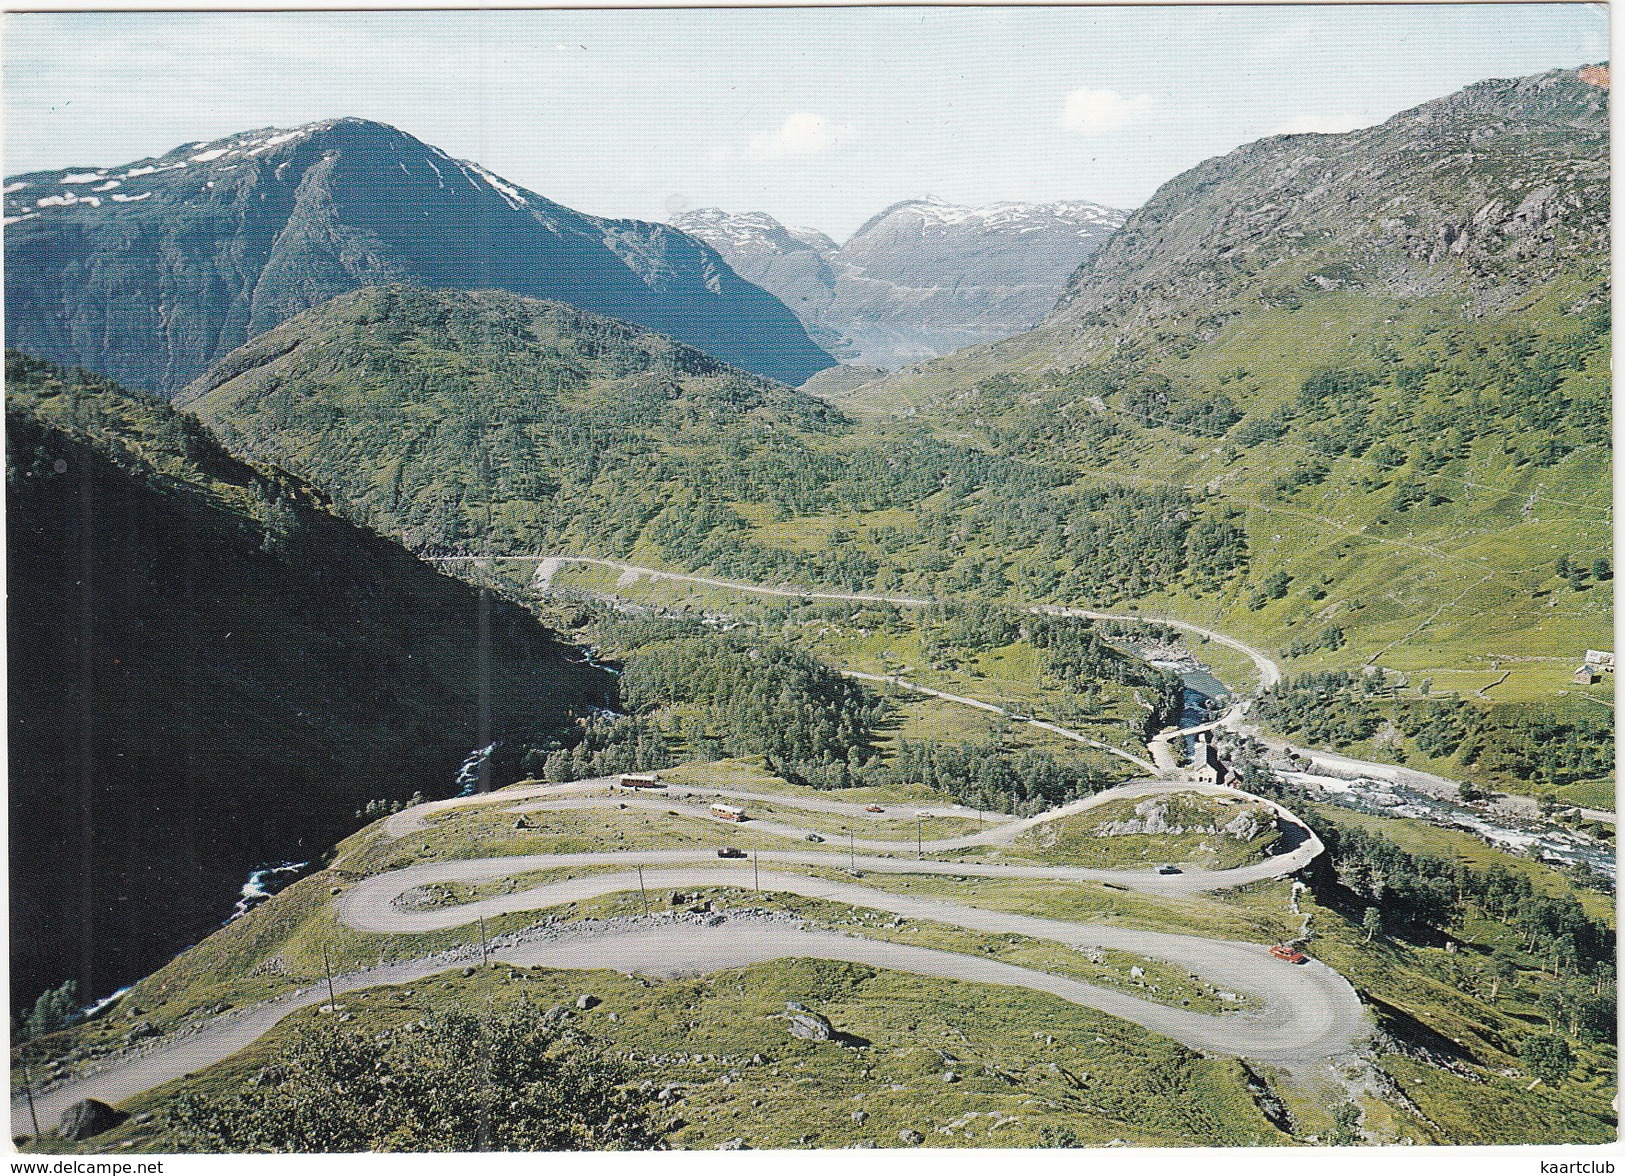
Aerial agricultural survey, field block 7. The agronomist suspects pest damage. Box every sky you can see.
[3,4,1609,242]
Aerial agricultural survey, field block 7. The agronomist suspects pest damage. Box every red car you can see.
[865,805,886,813]
[1269,944,1308,964]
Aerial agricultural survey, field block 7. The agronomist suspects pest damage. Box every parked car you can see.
[805,833,825,843]
[1269,944,1308,964]
[1156,864,1182,875]
[716,847,746,859]
[865,805,886,813]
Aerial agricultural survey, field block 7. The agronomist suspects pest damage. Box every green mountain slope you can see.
[7,352,608,1007]
[178,285,1221,607]
[176,285,847,556]
[817,66,1611,697]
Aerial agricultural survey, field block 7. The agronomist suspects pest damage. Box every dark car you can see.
[716,847,747,859]
[1156,864,1182,875]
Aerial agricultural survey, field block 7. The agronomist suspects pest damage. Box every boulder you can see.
[575,993,599,1010]
[898,1129,926,1145]
[59,1099,126,1141]
[785,1007,834,1041]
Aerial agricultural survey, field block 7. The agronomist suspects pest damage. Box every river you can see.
[1159,652,1614,880]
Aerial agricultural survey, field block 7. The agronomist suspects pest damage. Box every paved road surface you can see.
[384,774,1318,884]
[13,910,1361,1130]
[338,872,1364,1062]
[14,774,1344,1129]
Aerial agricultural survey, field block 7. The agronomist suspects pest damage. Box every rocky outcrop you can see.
[1048,66,1608,351]
[1094,797,1273,841]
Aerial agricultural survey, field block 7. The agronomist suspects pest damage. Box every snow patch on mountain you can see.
[467,162,530,211]
[871,194,1124,236]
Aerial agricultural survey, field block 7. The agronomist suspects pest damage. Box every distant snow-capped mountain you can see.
[5,118,836,391]
[674,194,1126,370]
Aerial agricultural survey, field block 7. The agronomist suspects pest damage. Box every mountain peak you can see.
[847,195,1126,243]
[678,194,1126,370]
[5,121,835,390]
[1048,62,1609,338]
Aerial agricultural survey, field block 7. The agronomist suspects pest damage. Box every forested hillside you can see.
[180,285,1237,606]
[6,353,608,1006]
[525,609,1137,815]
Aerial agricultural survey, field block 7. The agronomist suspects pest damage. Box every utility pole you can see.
[848,828,856,872]
[19,1051,41,1139]
[917,813,924,861]
[477,915,490,967]
[322,945,338,1012]
[753,850,760,892]
[636,866,650,918]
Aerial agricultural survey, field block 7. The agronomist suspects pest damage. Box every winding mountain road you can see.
[15,560,1378,1135]
[396,775,1317,885]
[339,868,1362,1062]
[434,554,1286,693]
[14,775,1352,1132]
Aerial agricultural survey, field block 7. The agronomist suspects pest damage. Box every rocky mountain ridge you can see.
[1042,66,1609,359]
[4,118,835,393]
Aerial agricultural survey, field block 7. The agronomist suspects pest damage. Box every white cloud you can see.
[1271,114,1373,136]
[1061,87,1150,135]
[749,112,853,157]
